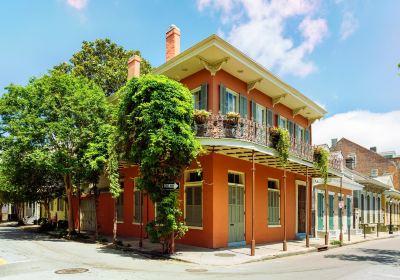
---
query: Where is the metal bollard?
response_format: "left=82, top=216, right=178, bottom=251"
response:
left=348, top=224, right=351, bottom=242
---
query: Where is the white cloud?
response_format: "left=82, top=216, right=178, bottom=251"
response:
left=67, top=0, right=88, bottom=10
left=313, top=111, right=400, bottom=154
left=196, top=0, right=328, bottom=77
left=340, top=11, right=358, bottom=40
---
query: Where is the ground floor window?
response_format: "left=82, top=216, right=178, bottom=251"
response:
left=116, top=192, right=124, bottom=222
left=184, top=170, right=203, bottom=227
left=268, top=179, right=280, bottom=226
left=57, top=198, right=64, bottom=212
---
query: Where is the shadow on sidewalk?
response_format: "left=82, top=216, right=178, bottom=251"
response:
left=0, top=225, right=68, bottom=243
left=324, top=248, right=400, bottom=266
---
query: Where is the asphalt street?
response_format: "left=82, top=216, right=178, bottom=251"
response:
left=0, top=224, right=399, bottom=280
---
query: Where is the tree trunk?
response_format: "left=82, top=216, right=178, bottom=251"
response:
left=64, top=173, right=74, bottom=236
left=94, top=186, right=99, bottom=240
left=113, top=198, right=117, bottom=243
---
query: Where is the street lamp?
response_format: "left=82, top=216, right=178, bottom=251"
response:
left=389, top=198, right=393, bottom=234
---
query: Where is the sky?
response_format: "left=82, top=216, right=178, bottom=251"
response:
left=1, top=0, right=399, bottom=153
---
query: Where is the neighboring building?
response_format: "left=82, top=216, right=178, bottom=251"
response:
left=21, top=202, right=40, bottom=224
left=99, top=26, right=342, bottom=249
left=312, top=166, right=364, bottom=240
left=331, top=138, right=400, bottom=190
left=40, top=197, right=68, bottom=222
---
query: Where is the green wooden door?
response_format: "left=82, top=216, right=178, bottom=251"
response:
left=329, top=195, right=334, bottom=230
left=347, top=197, right=351, bottom=228
left=317, top=193, right=324, bottom=230
left=228, top=184, right=245, bottom=244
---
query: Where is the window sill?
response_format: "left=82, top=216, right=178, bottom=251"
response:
left=268, top=225, right=281, bottom=228
left=117, top=221, right=124, bottom=224
left=132, top=222, right=143, bottom=225
left=187, top=226, right=203, bottom=230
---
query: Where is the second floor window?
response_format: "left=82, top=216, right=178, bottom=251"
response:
left=226, top=89, right=239, bottom=113
left=278, top=116, right=287, bottom=129
left=192, top=84, right=208, bottom=110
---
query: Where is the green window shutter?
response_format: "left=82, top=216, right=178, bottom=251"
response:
left=251, top=101, right=257, bottom=121
left=200, top=83, right=208, bottom=110
left=288, top=120, right=294, bottom=137
left=267, top=109, right=273, bottom=127
left=305, top=128, right=310, bottom=144
left=219, top=84, right=226, bottom=114
left=277, top=115, right=281, bottom=127
left=239, top=95, right=248, bottom=118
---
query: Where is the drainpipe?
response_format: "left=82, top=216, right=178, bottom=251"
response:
left=283, top=169, right=287, bottom=251
left=325, top=183, right=329, bottom=245
left=251, top=150, right=256, bottom=256
left=306, top=167, right=309, bottom=248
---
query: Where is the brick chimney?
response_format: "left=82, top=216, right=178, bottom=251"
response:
left=127, top=55, right=141, bottom=80
left=166, top=25, right=180, bottom=61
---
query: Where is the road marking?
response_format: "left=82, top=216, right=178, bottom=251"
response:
left=0, top=258, right=7, bottom=265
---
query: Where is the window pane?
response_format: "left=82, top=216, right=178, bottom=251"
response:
left=268, top=184, right=280, bottom=226
left=185, top=186, right=202, bottom=227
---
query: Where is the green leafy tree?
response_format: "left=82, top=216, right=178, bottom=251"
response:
left=0, top=73, right=113, bottom=234
left=108, top=75, right=201, bottom=253
left=54, top=38, right=152, bottom=96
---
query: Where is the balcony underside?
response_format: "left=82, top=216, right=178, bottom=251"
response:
left=199, top=138, right=342, bottom=178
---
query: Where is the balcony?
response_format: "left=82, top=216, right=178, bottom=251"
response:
left=194, top=113, right=342, bottom=173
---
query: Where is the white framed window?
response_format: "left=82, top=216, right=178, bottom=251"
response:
left=296, top=125, right=305, bottom=142
left=278, top=116, right=287, bottom=129
left=225, top=89, right=239, bottom=113
left=184, top=170, right=203, bottom=228
left=255, top=103, right=266, bottom=124
left=133, top=178, right=142, bottom=224
left=268, top=179, right=280, bottom=226
left=191, top=87, right=202, bottom=110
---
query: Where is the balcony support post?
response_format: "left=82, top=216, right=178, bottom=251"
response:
left=306, top=167, right=310, bottom=248
left=251, top=150, right=256, bottom=256
left=283, top=168, right=287, bottom=251
left=325, top=183, right=329, bottom=245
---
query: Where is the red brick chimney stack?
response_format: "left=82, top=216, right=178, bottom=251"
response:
left=127, top=55, right=141, bottom=80
left=166, top=25, right=180, bottom=61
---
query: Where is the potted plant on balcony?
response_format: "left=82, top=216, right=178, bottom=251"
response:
left=270, top=127, right=290, bottom=166
left=193, top=110, right=210, bottom=125
left=313, top=146, right=329, bottom=184
left=223, top=112, right=240, bottom=138
left=193, top=110, right=210, bottom=136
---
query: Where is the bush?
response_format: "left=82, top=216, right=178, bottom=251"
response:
left=330, top=240, right=342, bottom=246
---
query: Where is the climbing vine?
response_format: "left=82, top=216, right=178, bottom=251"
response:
left=108, top=75, right=201, bottom=253
left=313, top=146, right=329, bottom=184
left=270, top=127, right=290, bottom=167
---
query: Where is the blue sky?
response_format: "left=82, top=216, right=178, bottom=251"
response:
left=1, top=0, right=399, bottom=152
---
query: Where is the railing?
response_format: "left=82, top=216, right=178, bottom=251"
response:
left=194, top=113, right=313, bottom=163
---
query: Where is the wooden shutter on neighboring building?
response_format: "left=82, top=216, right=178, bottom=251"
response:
left=200, top=83, right=208, bottom=110
left=219, top=84, right=226, bottom=114
left=239, top=95, right=248, bottom=118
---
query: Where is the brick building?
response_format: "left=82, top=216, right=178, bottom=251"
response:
left=331, top=138, right=400, bottom=190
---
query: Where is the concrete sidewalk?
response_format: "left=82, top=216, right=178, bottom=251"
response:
left=116, top=231, right=400, bottom=266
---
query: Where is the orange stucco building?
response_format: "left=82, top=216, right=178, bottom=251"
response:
left=92, top=26, right=344, bottom=250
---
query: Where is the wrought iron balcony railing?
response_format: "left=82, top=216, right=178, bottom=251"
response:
left=194, top=113, right=343, bottom=173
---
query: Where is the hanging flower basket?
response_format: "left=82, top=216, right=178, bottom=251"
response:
left=269, top=127, right=290, bottom=166
left=313, top=146, right=329, bottom=184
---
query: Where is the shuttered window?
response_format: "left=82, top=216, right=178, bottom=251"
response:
left=288, top=120, right=294, bottom=137
left=192, top=83, right=208, bottom=110
left=185, top=171, right=203, bottom=227
left=220, top=84, right=239, bottom=114
left=268, top=179, right=280, bottom=226
left=239, top=95, right=248, bottom=118
left=305, top=128, right=310, bottom=144
left=251, top=101, right=266, bottom=124
left=296, top=125, right=305, bottom=142
left=278, top=116, right=287, bottom=129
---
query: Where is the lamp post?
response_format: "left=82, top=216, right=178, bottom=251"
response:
left=389, top=198, right=393, bottom=234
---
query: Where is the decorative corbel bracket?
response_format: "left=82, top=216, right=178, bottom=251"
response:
left=308, top=117, right=321, bottom=125
left=292, top=106, right=307, bottom=118
left=247, top=78, right=262, bottom=93
left=272, top=94, right=287, bottom=107
left=198, top=56, right=229, bottom=76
